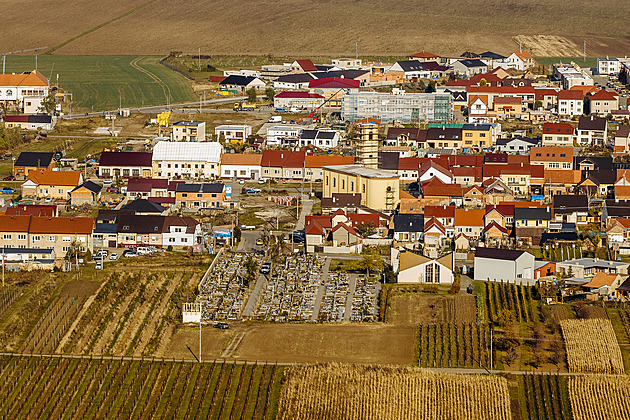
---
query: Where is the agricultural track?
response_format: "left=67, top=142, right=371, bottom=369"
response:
left=130, top=56, right=171, bottom=103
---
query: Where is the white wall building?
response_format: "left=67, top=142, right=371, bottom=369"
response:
left=214, top=125, right=252, bottom=143
left=172, top=121, right=206, bottom=142
left=474, top=247, right=535, bottom=285
left=392, top=248, right=454, bottom=284
left=152, top=141, right=222, bottom=180
left=266, top=125, right=303, bottom=146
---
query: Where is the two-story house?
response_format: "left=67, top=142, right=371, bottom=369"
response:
left=22, top=170, right=83, bottom=200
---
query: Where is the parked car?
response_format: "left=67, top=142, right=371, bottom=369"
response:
left=123, top=249, right=138, bottom=257
left=3, top=175, right=15, bottom=181
left=257, top=178, right=268, bottom=184
left=109, top=252, right=119, bottom=260
left=106, top=187, right=119, bottom=193
left=238, top=179, right=245, bottom=184
left=246, top=188, right=261, bottom=194
left=1, top=187, right=14, bottom=194
left=213, top=322, right=229, bottom=329
left=95, top=262, right=103, bottom=270
left=93, top=250, right=109, bottom=260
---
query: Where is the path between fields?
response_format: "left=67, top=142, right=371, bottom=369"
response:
left=56, top=280, right=106, bottom=352
left=129, top=56, right=171, bottom=104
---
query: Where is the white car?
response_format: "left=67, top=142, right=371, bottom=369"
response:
left=239, top=179, right=245, bottom=184
left=109, top=253, right=119, bottom=260
left=258, top=178, right=268, bottom=184
left=95, top=262, right=103, bottom=270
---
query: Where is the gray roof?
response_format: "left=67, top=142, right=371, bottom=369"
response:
left=173, top=121, right=203, bottom=127
left=514, top=207, right=552, bottom=220
left=559, top=258, right=628, bottom=269
left=475, top=247, right=528, bottom=261
left=0, top=247, right=54, bottom=254
left=323, top=164, right=399, bottom=179
left=457, top=59, right=487, bottom=68
left=275, top=73, right=314, bottom=84
left=15, top=152, right=54, bottom=168
left=394, top=60, right=426, bottom=72
left=394, top=214, right=424, bottom=233
left=94, top=222, right=118, bottom=234
left=300, top=129, right=336, bottom=140
left=120, top=199, right=166, bottom=213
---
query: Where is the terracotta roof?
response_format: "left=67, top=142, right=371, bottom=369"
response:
left=261, top=150, right=306, bottom=168
left=558, top=90, right=583, bottom=100
left=589, top=89, right=619, bottom=101
left=295, top=59, right=318, bottom=72
left=29, top=216, right=94, bottom=234
left=26, top=170, right=81, bottom=186
left=409, top=51, right=439, bottom=59
left=0, top=215, right=31, bottom=232
left=468, top=86, right=536, bottom=95
left=221, top=153, right=262, bottom=166
left=543, top=122, right=575, bottom=135
left=494, top=96, right=523, bottom=105
left=424, top=217, right=446, bottom=234
left=5, top=205, right=56, bottom=217
left=419, top=160, right=453, bottom=179
left=398, top=157, right=421, bottom=171
left=469, top=95, right=488, bottom=106
left=455, top=208, right=485, bottom=226
left=209, top=75, right=227, bottom=83
left=515, top=52, right=533, bottom=60
left=583, top=272, right=619, bottom=289
left=127, top=178, right=168, bottom=192
left=399, top=198, right=441, bottom=214
left=485, top=204, right=515, bottom=217
left=483, top=221, right=509, bottom=234
left=425, top=205, right=455, bottom=218
left=347, top=213, right=379, bottom=227
left=305, top=155, right=354, bottom=168
left=0, top=70, right=48, bottom=87
left=530, top=146, right=573, bottom=162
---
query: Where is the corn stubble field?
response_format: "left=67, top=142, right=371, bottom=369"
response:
left=560, top=318, right=625, bottom=374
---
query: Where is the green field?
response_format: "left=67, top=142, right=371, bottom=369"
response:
left=3, top=55, right=196, bottom=112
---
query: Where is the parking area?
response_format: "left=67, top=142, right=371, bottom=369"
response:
left=197, top=252, right=262, bottom=321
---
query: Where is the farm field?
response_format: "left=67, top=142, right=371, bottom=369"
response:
left=560, top=318, right=624, bottom=374
left=2, top=56, right=195, bottom=112
left=230, top=323, right=416, bottom=365
left=568, top=375, right=630, bottom=420
left=520, top=374, right=573, bottom=420
left=0, top=355, right=283, bottom=420
left=277, top=364, right=511, bottom=420
left=386, top=292, right=478, bottom=326
left=417, top=322, right=492, bottom=369
left=2, top=1, right=630, bottom=55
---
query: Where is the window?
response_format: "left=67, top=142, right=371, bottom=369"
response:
left=333, top=178, right=336, bottom=187
left=3, top=234, right=11, bottom=240
left=341, top=179, right=345, bottom=189
left=48, top=236, right=55, bottom=242
left=426, top=264, right=434, bottom=283
left=434, top=264, right=440, bottom=283
left=325, top=177, right=329, bottom=186
left=62, top=236, right=71, bottom=242
left=62, top=246, right=69, bottom=252
left=18, top=234, right=26, bottom=240
left=182, top=193, right=187, bottom=197
left=465, top=132, right=473, bottom=137
left=58, top=189, right=64, bottom=194
left=32, top=235, right=41, bottom=241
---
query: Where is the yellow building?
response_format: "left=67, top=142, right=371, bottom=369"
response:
left=354, top=120, right=380, bottom=169
left=322, top=164, right=399, bottom=212
left=461, top=123, right=494, bottom=150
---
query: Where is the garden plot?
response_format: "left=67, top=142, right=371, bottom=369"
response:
left=255, top=255, right=324, bottom=322
left=197, top=253, right=263, bottom=321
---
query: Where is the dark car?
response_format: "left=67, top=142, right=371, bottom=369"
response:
left=3, top=175, right=15, bottom=181
left=213, top=322, right=229, bottom=330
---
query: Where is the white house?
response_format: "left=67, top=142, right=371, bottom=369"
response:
left=577, top=116, right=607, bottom=146
left=152, top=141, right=222, bottom=180
left=219, top=75, right=266, bottom=92
left=418, top=161, right=453, bottom=184
left=299, top=129, right=340, bottom=149
left=597, top=58, right=620, bottom=76
left=162, top=216, right=202, bottom=248
left=557, top=90, right=584, bottom=117
left=388, top=60, right=430, bottom=79
left=273, top=91, right=324, bottom=109
left=214, top=125, right=252, bottom=143
left=452, top=59, right=487, bottom=76
left=172, top=121, right=206, bottom=142
left=266, top=125, right=303, bottom=146
left=0, top=70, right=49, bottom=113
left=220, top=153, right=262, bottom=180
left=473, top=247, right=535, bottom=285
left=499, top=52, right=536, bottom=71
left=391, top=248, right=454, bottom=284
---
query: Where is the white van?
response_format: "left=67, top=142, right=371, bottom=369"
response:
left=103, top=179, right=113, bottom=187
left=268, top=116, right=282, bottom=123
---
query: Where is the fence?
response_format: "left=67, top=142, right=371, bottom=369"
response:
left=159, top=55, right=194, bottom=81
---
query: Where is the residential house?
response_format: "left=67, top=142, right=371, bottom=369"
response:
left=530, top=146, right=573, bottom=170
left=175, top=183, right=227, bottom=210
left=69, top=181, right=102, bottom=206
left=408, top=51, right=441, bottom=62
left=214, top=125, right=252, bottom=144
left=582, top=273, right=625, bottom=298
left=397, top=157, right=422, bottom=182
left=219, top=75, right=266, bottom=92
left=606, top=218, right=630, bottom=244
left=321, top=193, right=362, bottom=214
left=421, top=178, right=463, bottom=206
left=116, top=215, right=166, bottom=248
left=28, top=216, right=95, bottom=257
left=614, top=126, right=630, bottom=156
left=273, top=74, right=315, bottom=90
left=557, top=90, right=584, bottom=117
left=385, top=127, right=427, bottom=148
left=393, top=214, right=424, bottom=243
left=418, top=160, right=453, bottom=184
left=493, top=97, right=523, bottom=117
left=273, top=91, right=324, bottom=109
left=98, top=151, right=153, bottom=179
left=494, top=137, right=539, bottom=154
left=452, top=59, right=487, bottom=76
left=93, top=222, right=118, bottom=249
left=388, top=60, right=430, bottom=79
left=126, top=178, right=179, bottom=198
left=482, top=178, right=514, bottom=204
left=514, top=206, right=552, bottom=245
left=172, top=121, right=206, bottom=142
left=454, top=208, right=485, bottom=240
left=423, top=217, right=448, bottom=258
left=587, top=90, right=619, bottom=116
left=0, top=70, right=49, bottom=113
left=309, top=77, right=360, bottom=107
left=0, top=215, right=31, bottom=250
left=461, top=123, right=495, bottom=150
left=220, top=154, right=262, bottom=180
left=152, top=141, right=222, bottom=179
left=556, top=258, right=629, bottom=278
left=544, top=168, right=582, bottom=198
left=602, top=199, right=630, bottom=227
left=291, top=59, right=318, bottom=73
left=161, top=216, right=202, bottom=248
left=484, top=204, right=515, bottom=229
left=501, top=52, right=536, bottom=71
left=553, top=195, right=588, bottom=225
left=22, top=170, right=82, bottom=200
left=462, top=185, right=485, bottom=207
left=331, top=223, right=362, bottom=248
left=261, top=150, right=307, bottom=181
left=13, top=152, right=54, bottom=179
left=120, top=199, right=167, bottom=215
left=392, top=248, right=454, bottom=284
left=577, top=116, right=607, bottom=146
left=265, top=125, right=303, bottom=146
left=5, top=204, right=57, bottom=217
left=425, top=205, right=455, bottom=237
left=451, top=166, right=482, bottom=187
left=468, top=95, right=489, bottom=119
left=425, top=127, right=462, bottom=149
left=299, top=129, right=341, bottom=149
left=541, top=123, right=575, bottom=147
left=615, top=170, right=630, bottom=200
left=597, top=58, right=621, bottom=76
left=474, top=247, right=536, bottom=284
left=4, top=115, right=55, bottom=131
left=322, top=165, right=399, bottom=212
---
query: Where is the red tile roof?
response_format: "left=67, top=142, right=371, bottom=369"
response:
left=589, top=89, right=619, bottom=101
left=398, top=157, right=422, bottom=171
left=409, top=51, right=439, bottom=58
left=485, top=204, right=515, bottom=217
left=5, top=205, right=56, bottom=217
left=295, top=59, right=318, bottom=72
left=455, top=208, right=485, bottom=226
left=305, top=155, right=354, bottom=168
left=424, top=217, right=446, bottom=234
left=29, top=216, right=94, bottom=234
left=425, top=205, right=455, bottom=218
left=275, top=91, right=324, bottom=99
left=261, top=150, right=307, bottom=168
left=0, top=215, right=31, bottom=232
left=308, top=77, right=360, bottom=89
left=543, top=122, right=575, bottom=135
left=99, top=151, right=153, bottom=167
left=558, top=90, right=583, bottom=100
left=26, top=170, right=81, bottom=186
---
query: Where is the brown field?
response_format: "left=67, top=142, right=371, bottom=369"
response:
left=386, top=294, right=477, bottom=326
left=2, top=1, right=630, bottom=56
left=561, top=318, right=624, bottom=374
left=230, top=323, right=416, bottom=365
left=569, top=375, right=630, bottom=420
left=277, top=364, right=511, bottom=420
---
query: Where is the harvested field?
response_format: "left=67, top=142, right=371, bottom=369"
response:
left=568, top=375, right=630, bottom=420
left=561, top=318, right=624, bottom=374
left=277, top=364, right=511, bottom=420
left=0, top=355, right=283, bottom=420
left=231, top=323, right=416, bottom=365
left=386, top=294, right=477, bottom=326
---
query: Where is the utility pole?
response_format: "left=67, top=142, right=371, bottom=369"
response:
left=199, top=47, right=201, bottom=69
left=355, top=41, right=358, bottom=60
left=199, top=314, right=202, bottom=363
left=584, top=41, right=586, bottom=62
left=519, top=36, right=522, bottom=53
left=490, top=328, right=493, bottom=372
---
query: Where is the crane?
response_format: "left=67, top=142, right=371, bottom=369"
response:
left=2, top=47, right=48, bottom=74
left=308, top=88, right=346, bottom=122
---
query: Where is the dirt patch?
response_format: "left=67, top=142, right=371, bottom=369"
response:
left=386, top=294, right=478, bottom=326
left=160, top=325, right=234, bottom=360
left=60, top=281, right=101, bottom=297
left=516, top=35, right=581, bottom=57
left=230, top=323, right=416, bottom=364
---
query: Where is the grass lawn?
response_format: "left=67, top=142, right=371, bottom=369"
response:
left=4, top=56, right=195, bottom=112
left=605, top=307, right=630, bottom=374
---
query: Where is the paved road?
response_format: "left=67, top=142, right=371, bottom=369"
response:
left=61, top=96, right=247, bottom=119
left=237, top=231, right=262, bottom=252
left=295, top=198, right=313, bottom=231
left=343, top=275, right=358, bottom=322
left=310, top=258, right=331, bottom=322
left=242, top=273, right=267, bottom=318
